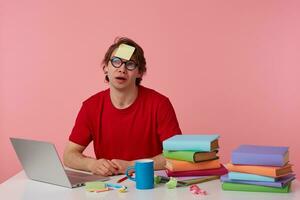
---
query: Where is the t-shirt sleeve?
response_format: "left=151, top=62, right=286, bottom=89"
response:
left=157, top=98, right=182, bottom=142
left=69, top=102, right=93, bottom=146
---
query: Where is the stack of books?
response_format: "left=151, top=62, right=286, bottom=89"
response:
left=221, top=144, right=295, bottom=193
left=162, top=134, right=228, bottom=183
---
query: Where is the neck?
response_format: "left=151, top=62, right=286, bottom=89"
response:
left=110, top=85, right=139, bottom=109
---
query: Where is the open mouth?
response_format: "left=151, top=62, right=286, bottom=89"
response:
left=115, top=77, right=127, bottom=80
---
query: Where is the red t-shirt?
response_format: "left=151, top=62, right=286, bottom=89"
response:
left=69, top=86, right=182, bottom=160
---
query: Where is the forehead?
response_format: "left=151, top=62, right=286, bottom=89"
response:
left=110, top=44, right=136, bottom=60
left=111, top=48, right=118, bottom=57
left=110, top=50, right=137, bottom=62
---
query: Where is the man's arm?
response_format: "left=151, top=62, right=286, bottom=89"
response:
left=111, top=154, right=166, bottom=174
left=63, top=141, right=93, bottom=171
left=151, top=154, right=166, bottom=170
left=63, top=141, right=118, bottom=176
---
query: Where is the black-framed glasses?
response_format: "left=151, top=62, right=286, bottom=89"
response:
left=110, top=56, right=138, bottom=71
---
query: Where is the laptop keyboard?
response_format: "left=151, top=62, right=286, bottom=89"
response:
left=65, top=170, right=92, bottom=177
left=65, top=169, right=109, bottom=186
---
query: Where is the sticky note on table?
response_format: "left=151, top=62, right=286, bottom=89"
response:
left=166, top=178, right=177, bottom=189
left=114, top=44, right=136, bottom=60
left=85, top=181, right=106, bottom=191
left=154, top=176, right=162, bottom=185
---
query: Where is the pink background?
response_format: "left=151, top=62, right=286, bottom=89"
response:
left=1, top=0, right=299, bottom=183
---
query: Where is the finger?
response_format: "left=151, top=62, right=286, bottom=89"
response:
left=94, top=167, right=108, bottom=176
left=108, top=159, right=122, bottom=169
left=98, top=169, right=110, bottom=176
left=107, top=160, right=119, bottom=174
left=101, top=162, right=113, bottom=176
left=95, top=166, right=109, bottom=176
left=102, top=161, right=115, bottom=175
left=108, top=160, right=119, bottom=169
left=95, top=159, right=113, bottom=175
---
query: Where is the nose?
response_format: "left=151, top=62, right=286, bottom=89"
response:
left=118, top=63, right=127, bottom=73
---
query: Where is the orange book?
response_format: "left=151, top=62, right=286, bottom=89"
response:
left=166, top=158, right=221, bottom=172
left=226, top=163, right=293, bottom=177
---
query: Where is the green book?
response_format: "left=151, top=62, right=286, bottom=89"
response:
left=158, top=175, right=220, bottom=187
left=222, top=182, right=291, bottom=193
left=163, top=150, right=218, bottom=162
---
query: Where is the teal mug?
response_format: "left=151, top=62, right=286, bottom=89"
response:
left=125, top=159, right=154, bottom=190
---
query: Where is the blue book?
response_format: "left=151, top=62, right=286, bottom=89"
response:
left=162, top=134, right=219, bottom=151
left=228, top=172, right=278, bottom=182
left=232, top=145, right=289, bottom=166
left=221, top=174, right=295, bottom=188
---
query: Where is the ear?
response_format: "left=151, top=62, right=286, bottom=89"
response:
left=103, top=65, right=108, bottom=74
left=136, top=70, right=143, bottom=78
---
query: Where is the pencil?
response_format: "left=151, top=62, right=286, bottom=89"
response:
left=117, top=172, right=133, bottom=183
left=117, top=176, right=128, bottom=183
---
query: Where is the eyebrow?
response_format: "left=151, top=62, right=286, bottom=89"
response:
left=112, top=56, right=137, bottom=63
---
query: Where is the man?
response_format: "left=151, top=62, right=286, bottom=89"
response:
left=63, top=37, right=181, bottom=176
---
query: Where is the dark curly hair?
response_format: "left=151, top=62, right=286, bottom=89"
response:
left=102, top=37, right=147, bottom=85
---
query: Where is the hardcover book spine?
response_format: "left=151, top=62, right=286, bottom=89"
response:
left=232, top=152, right=285, bottom=166
left=227, top=164, right=277, bottom=177
left=228, top=172, right=275, bottom=182
left=163, top=151, right=194, bottom=162
left=163, top=141, right=210, bottom=151
left=222, top=182, right=291, bottom=193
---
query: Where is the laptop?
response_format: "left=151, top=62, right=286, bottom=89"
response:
left=10, top=137, right=109, bottom=188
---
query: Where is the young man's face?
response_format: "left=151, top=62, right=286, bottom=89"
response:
left=104, top=49, right=141, bottom=91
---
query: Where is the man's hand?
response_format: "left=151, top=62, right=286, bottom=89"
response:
left=111, top=159, right=134, bottom=174
left=88, top=159, right=119, bottom=176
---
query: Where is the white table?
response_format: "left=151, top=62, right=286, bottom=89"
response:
left=0, top=171, right=299, bottom=200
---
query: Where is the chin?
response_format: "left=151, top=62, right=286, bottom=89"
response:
left=111, top=83, right=128, bottom=90
left=110, top=80, right=136, bottom=90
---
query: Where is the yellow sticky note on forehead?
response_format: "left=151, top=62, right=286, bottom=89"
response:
left=114, top=44, right=136, bottom=60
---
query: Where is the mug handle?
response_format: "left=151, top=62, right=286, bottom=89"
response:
left=125, top=166, right=135, bottom=181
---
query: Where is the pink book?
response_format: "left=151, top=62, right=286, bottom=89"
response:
left=167, top=164, right=228, bottom=177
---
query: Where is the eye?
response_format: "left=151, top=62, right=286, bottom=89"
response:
left=111, top=57, right=122, bottom=66
left=126, top=61, right=136, bottom=70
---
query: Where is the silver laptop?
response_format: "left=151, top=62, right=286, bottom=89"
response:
left=10, top=138, right=109, bottom=188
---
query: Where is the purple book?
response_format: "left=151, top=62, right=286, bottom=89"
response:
left=232, top=145, right=289, bottom=166
left=221, top=174, right=295, bottom=188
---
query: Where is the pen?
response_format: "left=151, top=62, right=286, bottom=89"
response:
left=106, top=183, right=125, bottom=189
left=117, top=176, right=128, bottom=183
left=117, top=172, right=133, bottom=183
